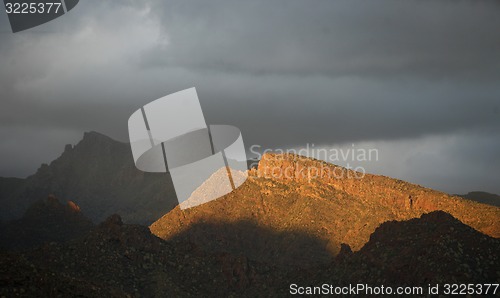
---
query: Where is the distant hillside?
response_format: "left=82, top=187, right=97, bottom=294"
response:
left=0, top=195, right=94, bottom=250
left=0, top=131, right=178, bottom=224
left=457, top=191, right=500, bottom=207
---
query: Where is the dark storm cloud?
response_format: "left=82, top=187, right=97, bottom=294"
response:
left=198, top=76, right=500, bottom=150
left=144, top=0, right=500, bottom=80
left=0, top=0, right=499, bottom=194
left=344, top=129, right=500, bottom=195
left=138, top=0, right=500, bottom=150
left=1, top=0, right=499, bottom=144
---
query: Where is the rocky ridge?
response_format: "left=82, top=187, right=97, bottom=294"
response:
left=151, top=153, right=499, bottom=256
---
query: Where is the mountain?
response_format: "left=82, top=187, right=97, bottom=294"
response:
left=151, top=153, right=499, bottom=256
left=0, top=154, right=498, bottom=296
left=0, top=195, right=94, bottom=250
left=458, top=191, right=500, bottom=207
left=0, top=131, right=178, bottom=224
left=2, top=130, right=497, bottom=228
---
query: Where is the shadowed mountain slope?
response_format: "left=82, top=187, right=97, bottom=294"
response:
left=0, top=132, right=177, bottom=224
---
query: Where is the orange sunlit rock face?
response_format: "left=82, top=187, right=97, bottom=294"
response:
left=151, top=153, right=499, bottom=257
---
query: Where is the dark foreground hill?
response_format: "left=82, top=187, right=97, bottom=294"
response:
left=0, top=210, right=498, bottom=297
left=0, top=195, right=94, bottom=250
left=0, top=132, right=177, bottom=224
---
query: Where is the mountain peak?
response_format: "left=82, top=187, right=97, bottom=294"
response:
left=67, top=131, right=129, bottom=158
left=81, top=131, right=119, bottom=144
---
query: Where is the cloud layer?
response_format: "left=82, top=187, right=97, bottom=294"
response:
left=0, top=0, right=499, bottom=194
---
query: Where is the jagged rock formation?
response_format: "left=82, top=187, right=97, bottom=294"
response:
left=0, top=131, right=177, bottom=224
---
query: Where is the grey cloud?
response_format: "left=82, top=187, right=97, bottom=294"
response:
left=403, top=130, right=500, bottom=195
left=144, top=0, right=500, bottom=80
left=0, top=126, right=82, bottom=177
left=0, top=0, right=499, bottom=195
left=298, top=130, right=500, bottom=195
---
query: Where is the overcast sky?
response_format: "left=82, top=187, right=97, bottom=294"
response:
left=0, top=0, right=499, bottom=194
